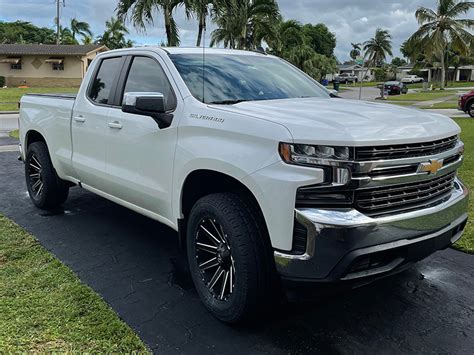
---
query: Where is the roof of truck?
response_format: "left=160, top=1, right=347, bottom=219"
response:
left=146, top=46, right=268, bottom=56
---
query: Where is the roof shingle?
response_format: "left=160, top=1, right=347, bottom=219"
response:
left=0, top=44, right=107, bottom=56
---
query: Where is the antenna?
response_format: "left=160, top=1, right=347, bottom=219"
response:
left=202, top=14, right=206, bottom=103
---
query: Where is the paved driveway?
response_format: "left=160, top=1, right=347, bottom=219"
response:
left=0, top=146, right=473, bottom=353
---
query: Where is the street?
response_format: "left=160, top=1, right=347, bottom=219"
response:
left=0, top=143, right=473, bottom=353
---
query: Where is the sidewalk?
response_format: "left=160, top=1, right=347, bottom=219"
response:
left=0, top=113, right=19, bottom=137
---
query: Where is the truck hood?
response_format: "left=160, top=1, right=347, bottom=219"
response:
left=210, top=97, right=460, bottom=146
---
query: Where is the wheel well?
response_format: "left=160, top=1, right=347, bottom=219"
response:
left=26, top=130, right=46, bottom=148
left=466, top=98, right=474, bottom=109
left=179, top=170, right=269, bottom=248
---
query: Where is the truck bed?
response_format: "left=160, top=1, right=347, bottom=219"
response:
left=24, top=93, right=77, bottom=100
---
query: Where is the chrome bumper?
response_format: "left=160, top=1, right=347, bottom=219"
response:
left=274, top=177, right=469, bottom=282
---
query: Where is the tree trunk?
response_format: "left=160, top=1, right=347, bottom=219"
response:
left=440, top=49, right=446, bottom=90
left=196, top=13, right=205, bottom=47
left=164, top=8, right=173, bottom=46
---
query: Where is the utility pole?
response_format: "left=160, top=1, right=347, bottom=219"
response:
left=55, top=0, right=65, bottom=45
left=56, top=0, right=60, bottom=44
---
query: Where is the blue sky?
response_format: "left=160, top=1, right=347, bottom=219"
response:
left=0, top=0, right=472, bottom=61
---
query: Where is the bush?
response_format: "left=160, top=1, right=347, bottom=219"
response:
left=374, top=68, right=388, bottom=82
left=0, top=76, right=5, bottom=87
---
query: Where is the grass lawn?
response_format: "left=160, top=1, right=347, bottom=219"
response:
left=0, top=215, right=148, bottom=352
left=0, top=87, right=79, bottom=111
left=9, top=130, right=19, bottom=139
left=420, top=101, right=459, bottom=109
left=387, top=91, right=454, bottom=102
left=453, top=118, right=474, bottom=254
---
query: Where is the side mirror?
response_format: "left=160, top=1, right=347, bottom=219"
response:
left=122, top=92, right=173, bottom=129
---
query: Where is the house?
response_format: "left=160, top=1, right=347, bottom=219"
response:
left=325, top=64, right=373, bottom=82
left=0, top=44, right=108, bottom=87
left=397, top=63, right=474, bottom=82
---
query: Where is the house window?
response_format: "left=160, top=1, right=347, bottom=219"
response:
left=52, top=62, right=64, bottom=71
left=10, top=63, right=22, bottom=70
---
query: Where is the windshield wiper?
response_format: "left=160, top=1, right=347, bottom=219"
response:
left=208, top=99, right=248, bottom=105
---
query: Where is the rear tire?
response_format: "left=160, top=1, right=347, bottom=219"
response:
left=186, top=192, right=275, bottom=323
left=25, top=142, right=69, bottom=209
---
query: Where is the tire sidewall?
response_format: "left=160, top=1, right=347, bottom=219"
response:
left=25, top=143, right=50, bottom=207
left=186, top=195, right=256, bottom=322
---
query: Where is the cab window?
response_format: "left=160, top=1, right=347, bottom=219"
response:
left=88, top=57, right=123, bottom=105
left=122, top=56, right=177, bottom=111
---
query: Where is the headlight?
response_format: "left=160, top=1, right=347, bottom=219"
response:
left=279, top=143, right=351, bottom=166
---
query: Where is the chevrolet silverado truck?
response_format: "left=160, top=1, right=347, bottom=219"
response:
left=19, top=47, right=469, bottom=323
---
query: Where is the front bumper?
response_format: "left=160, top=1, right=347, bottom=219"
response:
left=274, top=177, right=469, bottom=282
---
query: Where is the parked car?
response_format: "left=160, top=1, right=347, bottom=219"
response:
left=384, top=81, right=408, bottom=95
left=458, top=90, right=474, bottom=117
left=401, top=75, right=424, bottom=84
left=18, top=47, right=468, bottom=323
left=337, top=73, right=358, bottom=83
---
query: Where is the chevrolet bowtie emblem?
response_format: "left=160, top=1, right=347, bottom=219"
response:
left=419, top=159, right=444, bottom=174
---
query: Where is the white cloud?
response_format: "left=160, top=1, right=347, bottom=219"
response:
left=1, top=0, right=473, bottom=61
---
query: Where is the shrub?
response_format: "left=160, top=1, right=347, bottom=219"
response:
left=0, top=76, right=5, bottom=87
left=374, top=68, right=388, bottom=82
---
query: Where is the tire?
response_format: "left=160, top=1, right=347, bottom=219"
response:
left=25, top=142, right=69, bottom=209
left=186, top=192, right=274, bottom=323
left=467, top=101, right=474, bottom=118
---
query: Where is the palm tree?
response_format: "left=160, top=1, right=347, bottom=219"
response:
left=186, top=0, right=214, bottom=47
left=116, top=0, right=185, bottom=46
left=97, top=17, right=130, bottom=49
left=363, top=28, right=393, bottom=66
left=70, top=17, right=92, bottom=41
left=210, top=0, right=280, bottom=50
left=407, top=0, right=474, bottom=89
left=350, top=43, right=361, bottom=61
left=60, top=27, right=78, bottom=44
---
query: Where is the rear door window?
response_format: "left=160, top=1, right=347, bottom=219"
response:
left=88, top=57, right=123, bottom=105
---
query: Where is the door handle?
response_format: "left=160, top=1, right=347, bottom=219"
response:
left=108, top=121, right=123, bottom=129
left=74, top=115, right=85, bottom=123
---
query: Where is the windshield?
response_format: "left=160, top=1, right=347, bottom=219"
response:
left=169, top=53, right=329, bottom=104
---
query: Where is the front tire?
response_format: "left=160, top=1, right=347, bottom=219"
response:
left=186, top=192, right=274, bottom=323
left=467, top=102, right=474, bottom=118
left=25, top=142, right=69, bottom=209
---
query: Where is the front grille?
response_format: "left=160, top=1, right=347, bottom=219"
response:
left=355, top=172, right=456, bottom=217
left=355, top=135, right=458, bottom=161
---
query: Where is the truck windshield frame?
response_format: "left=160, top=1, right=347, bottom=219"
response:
left=169, top=53, right=330, bottom=104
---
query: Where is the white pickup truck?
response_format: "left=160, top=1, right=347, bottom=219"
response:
left=19, top=47, right=469, bottom=323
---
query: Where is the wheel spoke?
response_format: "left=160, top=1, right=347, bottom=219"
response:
left=197, top=242, right=217, bottom=254
left=209, top=219, right=225, bottom=242
left=229, top=265, right=233, bottom=294
left=29, top=173, right=40, bottom=179
left=29, top=162, right=41, bottom=172
left=36, top=181, right=44, bottom=196
left=208, top=266, right=224, bottom=290
left=220, top=271, right=229, bottom=300
left=32, top=179, right=42, bottom=190
left=199, top=257, right=219, bottom=271
left=31, top=155, right=41, bottom=168
left=200, top=224, right=220, bottom=245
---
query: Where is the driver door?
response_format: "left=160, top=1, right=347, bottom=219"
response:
left=104, top=55, right=179, bottom=221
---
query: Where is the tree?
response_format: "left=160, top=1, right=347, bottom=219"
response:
left=60, top=27, right=78, bottom=44
left=70, top=17, right=93, bottom=41
left=210, top=0, right=281, bottom=50
left=364, top=28, right=393, bottom=66
left=116, top=0, right=185, bottom=46
left=407, top=0, right=474, bottom=89
left=0, top=21, right=55, bottom=44
left=96, top=17, right=132, bottom=49
left=186, top=0, right=214, bottom=47
left=350, top=42, right=361, bottom=60
left=391, top=57, right=407, bottom=67
left=301, top=23, right=336, bottom=57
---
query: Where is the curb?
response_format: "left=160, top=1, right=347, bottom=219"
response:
left=0, top=111, right=19, bottom=115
